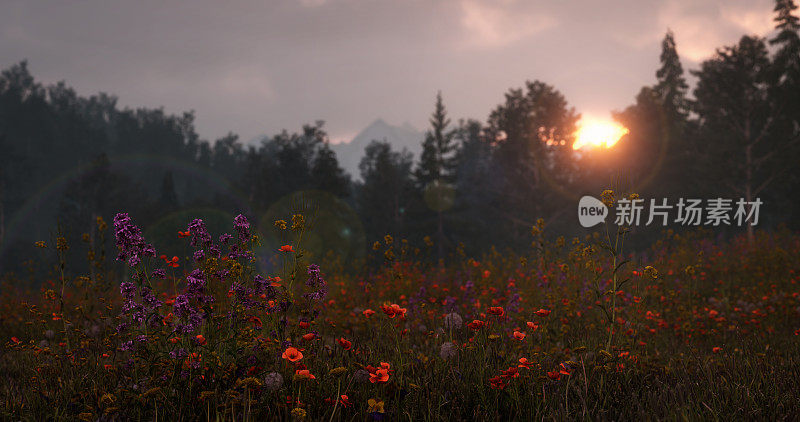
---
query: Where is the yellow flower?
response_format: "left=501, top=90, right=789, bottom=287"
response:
left=373, top=241, right=381, bottom=251
left=291, top=407, right=307, bottom=420
left=56, top=237, right=69, bottom=251
left=96, top=216, right=108, bottom=231
left=35, top=241, right=47, bottom=248
left=384, top=234, right=393, bottom=245
left=644, top=265, right=659, bottom=279
left=367, top=398, right=385, bottom=413
left=600, top=189, right=614, bottom=207
left=236, top=377, right=263, bottom=389
left=291, top=214, right=305, bottom=230
left=628, top=193, right=639, bottom=200
left=274, top=219, right=288, bottom=230
left=329, top=367, right=347, bottom=377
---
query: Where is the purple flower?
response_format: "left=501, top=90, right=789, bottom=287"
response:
left=186, top=269, right=205, bottom=291
left=233, top=214, right=250, bottom=241
left=113, top=213, right=156, bottom=267
left=120, top=281, right=136, bottom=300
left=188, top=219, right=212, bottom=248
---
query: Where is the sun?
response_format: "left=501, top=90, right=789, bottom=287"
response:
left=572, top=118, right=629, bottom=150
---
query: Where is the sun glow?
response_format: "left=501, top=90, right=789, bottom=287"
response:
left=572, top=118, right=629, bottom=150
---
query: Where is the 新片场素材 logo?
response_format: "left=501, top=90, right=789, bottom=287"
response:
left=577, top=196, right=762, bottom=228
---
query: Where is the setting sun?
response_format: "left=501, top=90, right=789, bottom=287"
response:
left=572, top=118, right=629, bottom=150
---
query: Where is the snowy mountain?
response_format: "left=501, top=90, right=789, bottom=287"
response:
left=245, top=119, right=423, bottom=181
left=331, top=119, right=423, bottom=180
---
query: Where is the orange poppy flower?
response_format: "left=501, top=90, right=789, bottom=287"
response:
left=282, top=347, right=303, bottom=362
left=535, top=309, right=551, bottom=317
left=518, top=358, right=532, bottom=369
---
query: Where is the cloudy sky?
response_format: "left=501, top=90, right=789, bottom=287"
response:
left=0, top=0, right=778, bottom=144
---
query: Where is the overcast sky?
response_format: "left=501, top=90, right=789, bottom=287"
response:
left=0, top=0, right=779, bottom=144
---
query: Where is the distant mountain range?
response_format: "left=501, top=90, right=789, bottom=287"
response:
left=330, top=119, right=423, bottom=180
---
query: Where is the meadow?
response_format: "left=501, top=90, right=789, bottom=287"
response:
left=1, top=205, right=800, bottom=421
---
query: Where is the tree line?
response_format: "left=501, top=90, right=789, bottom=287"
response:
left=0, top=0, right=798, bottom=274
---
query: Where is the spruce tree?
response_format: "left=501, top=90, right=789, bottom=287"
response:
left=655, top=29, right=689, bottom=120
left=415, top=92, right=456, bottom=262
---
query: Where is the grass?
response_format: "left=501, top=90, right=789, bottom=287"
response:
left=1, top=211, right=799, bottom=421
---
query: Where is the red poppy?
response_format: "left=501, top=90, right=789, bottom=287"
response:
left=488, top=306, right=505, bottom=317
left=370, top=368, right=390, bottom=383
left=298, top=321, right=310, bottom=329
left=10, top=337, right=20, bottom=344
left=169, top=336, right=180, bottom=344
left=380, top=303, right=407, bottom=319
left=363, top=309, right=376, bottom=317
left=279, top=245, right=294, bottom=252
left=526, top=321, right=539, bottom=331
left=500, top=366, right=519, bottom=379
left=301, top=333, right=316, bottom=342
left=195, top=334, right=207, bottom=346
left=282, top=347, right=303, bottom=362
left=547, top=370, right=561, bottom=380
left=712, top=346, right=722, bottom=354
left=295, top=369, right=315, bottom=380
left=337, top=338, right=352, bottom=350
left=489, top=376, right=507, bottom=389
left=535, top=309, right=551, bottom=317
left=467, top=320, right=485, bottom=330
left=512, top=330, right=526, bottom=341
left=518, top=358, right=532, bottom=369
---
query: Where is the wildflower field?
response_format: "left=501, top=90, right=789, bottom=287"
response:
left=1, top=210, right=800, bottom=421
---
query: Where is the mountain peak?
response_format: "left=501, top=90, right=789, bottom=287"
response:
left=330, top=118, right=424, bottom=180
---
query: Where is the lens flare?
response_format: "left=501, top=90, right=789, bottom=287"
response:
left=572, top=118, right=629, bottom=150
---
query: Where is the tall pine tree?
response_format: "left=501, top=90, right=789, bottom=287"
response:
left=415, top=92, right=457, bottom=262
left=655, top=29, right=689, bottom=120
